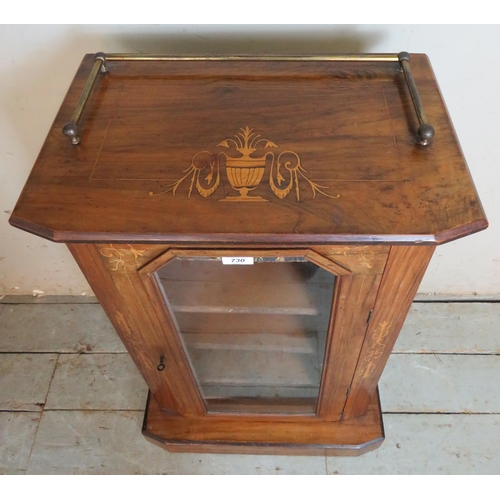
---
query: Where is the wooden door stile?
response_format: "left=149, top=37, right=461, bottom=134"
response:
left=342, top=245, right=435, bottom=419
left=317, top=273, right=382, bottom=419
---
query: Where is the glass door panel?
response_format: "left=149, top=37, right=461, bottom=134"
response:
left=155, top=257, right=335, bottom=415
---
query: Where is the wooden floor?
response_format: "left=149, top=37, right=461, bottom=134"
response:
left=1, top=298, right=499, bottom=474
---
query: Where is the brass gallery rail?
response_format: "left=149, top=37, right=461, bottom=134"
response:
left=61, top=51, right=435, bottom=148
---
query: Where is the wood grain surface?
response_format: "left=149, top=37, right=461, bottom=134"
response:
left=142, top=389, right=384, bottom=456
left=9, top=54, right=487, bottom=244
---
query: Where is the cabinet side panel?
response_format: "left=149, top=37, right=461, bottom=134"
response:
left=67, top=243, right=198, bottom=415
left=342, top=245, right=435, bottom=419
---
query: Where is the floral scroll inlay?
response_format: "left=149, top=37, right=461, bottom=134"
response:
left=149, top=126, right=340, bottom=202
left=100, top=244, right=147, bottom=271
left=359, top=320, right=392, bottom=379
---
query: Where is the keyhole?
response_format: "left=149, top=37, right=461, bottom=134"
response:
left=157, top=355, right=165, bottom=371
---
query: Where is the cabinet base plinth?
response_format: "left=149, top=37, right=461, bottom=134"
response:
left=142, top=390, right=384, bottom=456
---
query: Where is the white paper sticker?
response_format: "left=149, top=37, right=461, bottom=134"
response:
left=221, top=257, right=254, bottom=265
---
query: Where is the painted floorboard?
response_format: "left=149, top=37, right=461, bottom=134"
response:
left=395, top=303, right=500, bottom=354
left=0, top=353, right=58, bottom=411
left=44, top=354, right=148, bottom=411
left=37, top=351, right=500, bottom=415
left=3, top=302, right=497, bottom=355
left=26, top=410, right=327, bottom=475
left=380, top=353, right=500, bottom=413
left=1, top=300, right=499, bottom=474
left=0, top=304, right=124, bottom=353
left=0, top=412, right=41, bottom=474
left=326, top=414, right=500, bottom=474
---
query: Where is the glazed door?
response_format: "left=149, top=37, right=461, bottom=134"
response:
left=138, top=248, right=386, bottom=419
left=155, top=255, right=334, bottom=415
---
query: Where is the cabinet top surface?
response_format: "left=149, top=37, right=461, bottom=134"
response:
left=10, top=54, right=487, bottom=245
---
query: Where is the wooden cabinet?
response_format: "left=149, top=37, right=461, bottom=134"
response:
left=10, top=52, right=487, bottom=455
left=67, top=243, right=433, bottom=455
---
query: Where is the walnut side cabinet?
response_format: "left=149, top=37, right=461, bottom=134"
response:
left=10, top=53, right=487, bottom=456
